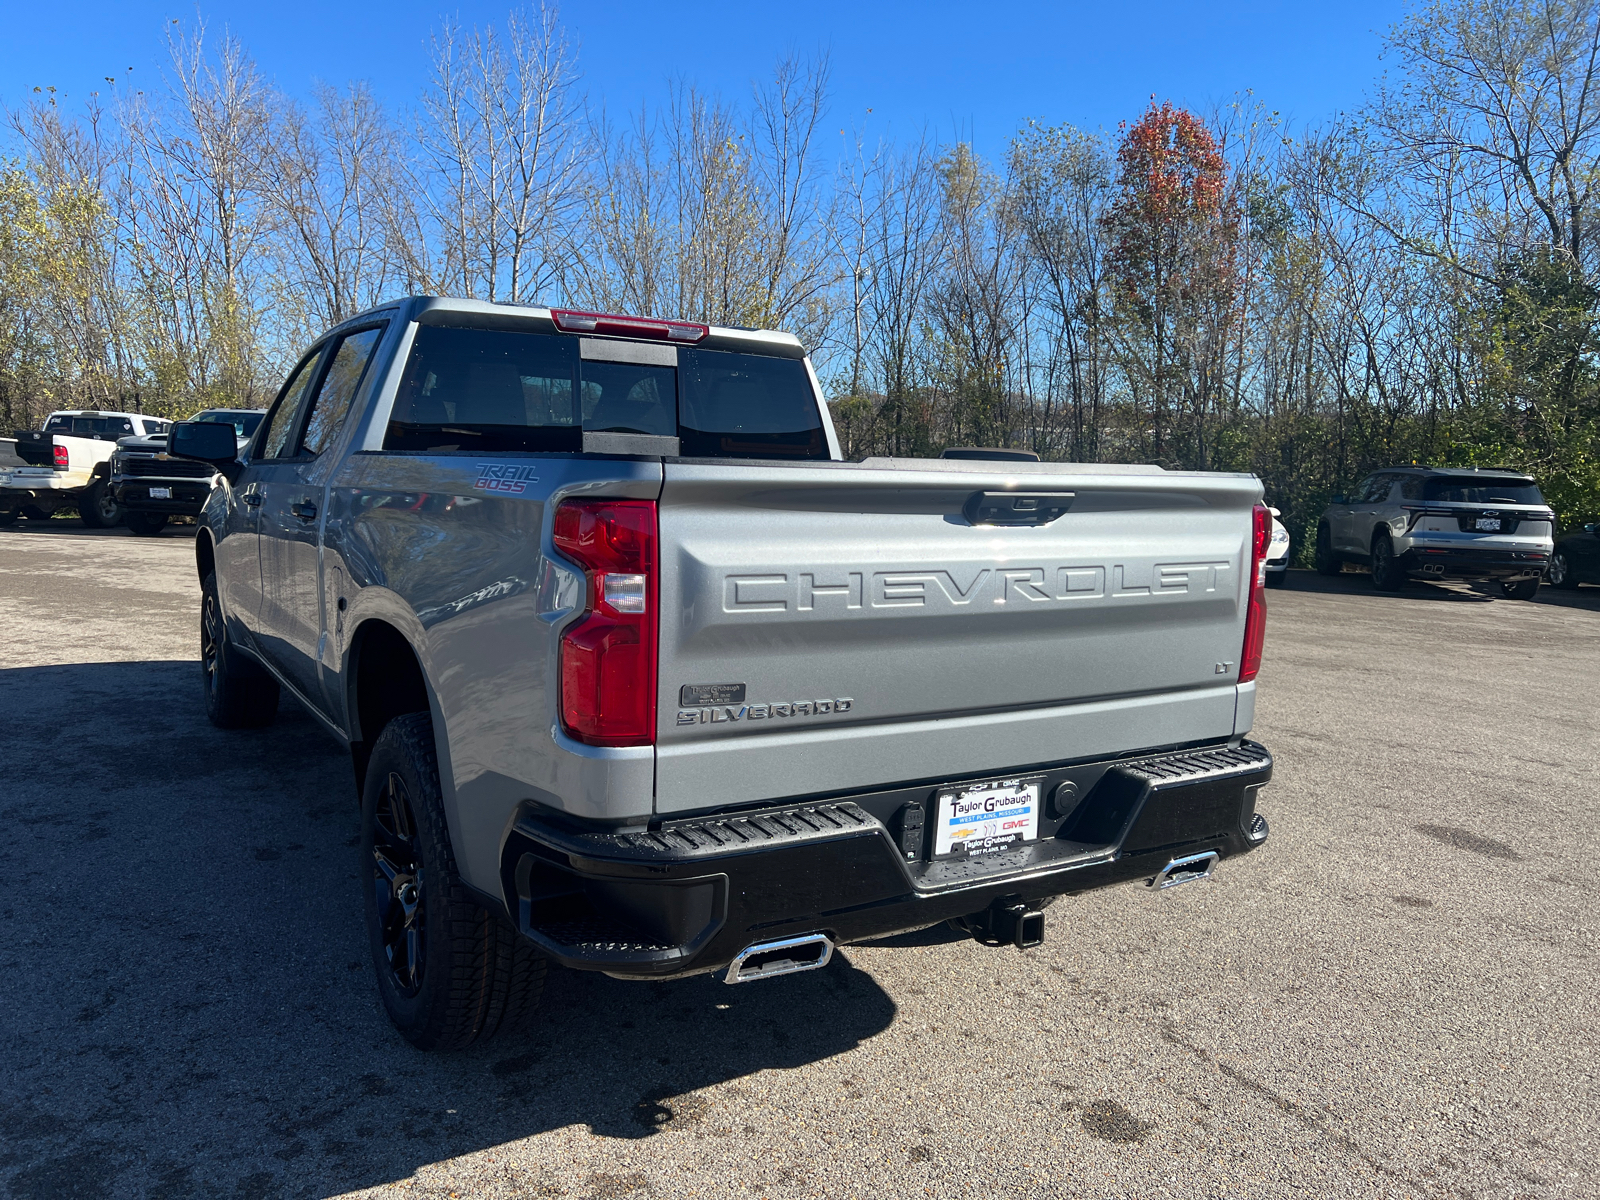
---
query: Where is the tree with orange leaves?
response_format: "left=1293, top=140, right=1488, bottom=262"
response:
left=1103, top=99, right=1240, bottom=466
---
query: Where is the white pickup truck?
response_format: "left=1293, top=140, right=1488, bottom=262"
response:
left=2, top=410, right=172, bottom=526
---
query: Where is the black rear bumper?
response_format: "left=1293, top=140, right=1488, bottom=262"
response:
left=499, top=740, right=1273, bottom=979
left=1403, top=546, right=1547, bottom=580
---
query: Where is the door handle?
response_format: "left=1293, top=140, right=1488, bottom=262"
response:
left=242, top=493, right=262, bottom=508
left=290, top=500, right=318, bottom=522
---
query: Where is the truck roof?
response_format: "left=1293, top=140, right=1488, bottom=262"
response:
left=335, top=297, right=808, bottom=360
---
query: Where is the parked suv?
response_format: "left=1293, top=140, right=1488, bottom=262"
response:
left=111, top=408, right=265, bottom=535
left=1314, top=468, right=1553, bottom=598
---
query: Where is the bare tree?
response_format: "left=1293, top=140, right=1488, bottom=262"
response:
left=264, top=83, right=400, bottom=346
left=400, top=4, right=583, bottom=303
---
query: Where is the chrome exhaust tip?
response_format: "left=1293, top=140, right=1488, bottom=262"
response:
left=724, top=933, right=834, bottom=984
left=1149, top=850, right=1220, bottom=890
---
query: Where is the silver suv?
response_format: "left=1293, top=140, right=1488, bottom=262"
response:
left=1314, top=468, right=1554, bottom=598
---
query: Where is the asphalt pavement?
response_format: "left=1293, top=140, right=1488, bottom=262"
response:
left=2, top=523, right=1596, bottom=1199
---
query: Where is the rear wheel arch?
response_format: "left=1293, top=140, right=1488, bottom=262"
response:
left=347, top=618, right=433, bottom=794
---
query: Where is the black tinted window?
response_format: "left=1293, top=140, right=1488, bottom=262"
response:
left=387, top=326, right=581, bottom=453
left=262, top=350, right=326, bottom=459
left=1424, top=477, right=1544, bottom=504
left=679, top=349, right=826, bottom=459
left=194, top=411, right=265, bottom=438
left=580, top=360, right=676, bottom=436
left=61, top=416, right=134, bottom=438
left=302, top=326, right=384, bottom=456
left=383, top=326, right=826, bottom=460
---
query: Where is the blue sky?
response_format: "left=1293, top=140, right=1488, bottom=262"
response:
left=3, top=0, right=1405, bottom=159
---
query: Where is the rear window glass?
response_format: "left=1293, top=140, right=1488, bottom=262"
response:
left=194, top=411, right=264, bottom=437
left=679, top=348, right=825, bottom=458
left=387, top=326, right=581, bottom=453
left=1423, top=477, right=1544, bottom=504
left=384, top=326, right=825, bottom=459
left=47, top=416, right=135, bottom=438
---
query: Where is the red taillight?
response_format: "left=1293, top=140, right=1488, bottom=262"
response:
left=52, top=444, right=68, bottom=468
left=1240, top=502, right=1269, bottom=683
left=550, top=307, right=708, bottom=344
left=554, top=499, right=658, bottom=746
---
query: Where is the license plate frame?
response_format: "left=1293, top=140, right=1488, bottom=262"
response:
left=1475, top=516, right=1501, bottom=532
left=932, top=776, right=1043, bottom=860
left=148, top=486, right=172, bottom=499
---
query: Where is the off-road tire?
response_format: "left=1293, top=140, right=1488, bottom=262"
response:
left=1370, top=533, right=1405, bottom=591
left=1548, top=551, right=1577, bottom=590
left=201, top=571, right=279, bottom=728
left=125, top=511, right=169, bottom=537
left=1500, top=577, right=1540, bottom=601
left=363, top=712, right=546, bottom=1052
left=78, top=479, right=122, bottom=529
left=1314, top=525, right=1341, bottom=576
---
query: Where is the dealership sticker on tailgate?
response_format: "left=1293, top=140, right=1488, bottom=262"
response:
left=933, top=777, right=1042, bottom=858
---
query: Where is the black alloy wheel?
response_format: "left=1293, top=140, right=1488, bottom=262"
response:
left=78, top=479, right=122, bottom=528
left=371, top=772, right=427, bottom=998
left=200, top=571, right=279, bottom=728
left=125, top=510, right=168, bottom=536
left=1371, top=534, right=1404, bottom=591
left=1500, top=576, right=1541, bottom=601
left=201, top=584, right=223, bottom=699
left=1314, top=525, right=1341, bottom=576
left=1548, top=551, right=1577, bottom=590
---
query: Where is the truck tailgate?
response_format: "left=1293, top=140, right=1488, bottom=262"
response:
left=654, top=458, right=1262, bottom=814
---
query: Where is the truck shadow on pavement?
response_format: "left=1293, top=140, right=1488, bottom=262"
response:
left=0, top=660, right=897, bottom=1200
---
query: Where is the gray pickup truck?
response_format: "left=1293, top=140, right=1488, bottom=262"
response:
left=168, top=297, right=1275, bottom=1051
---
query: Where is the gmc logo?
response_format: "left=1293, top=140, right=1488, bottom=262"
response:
left=721, top=562, right=1232, bottom=613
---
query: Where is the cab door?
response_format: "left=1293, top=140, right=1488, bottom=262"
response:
left=220, top=347, right=327, bottom=648
left=1329, top=476, right=1373, bottom=554
left=256, top=325, right=386, bottom=713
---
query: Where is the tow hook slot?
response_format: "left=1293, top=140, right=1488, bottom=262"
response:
left=962, top=897, right=1045, bottom=949
left=1150, top=850, right=1220, bottom=890
left=724, top=933, right=834, bottom=984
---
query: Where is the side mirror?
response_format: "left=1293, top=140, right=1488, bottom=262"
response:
left=168, top=421, right=241, bottom=482
left=1330, top=494, right=1346, bottom=506
left=1585, top=522, right=1597, bottom=534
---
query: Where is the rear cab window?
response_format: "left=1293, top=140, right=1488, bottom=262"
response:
left=383, top=325, right=827, bottom=460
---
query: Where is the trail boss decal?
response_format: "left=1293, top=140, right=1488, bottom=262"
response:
left=474, top=464, right=540, bottom=494
left=676, top=697, right=854, bottom=726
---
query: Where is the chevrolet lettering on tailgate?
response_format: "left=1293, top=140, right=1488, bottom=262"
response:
left=721, top=561, right=1234, bottom=613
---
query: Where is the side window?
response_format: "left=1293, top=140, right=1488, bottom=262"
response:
left=1363, top=475, right=1393, bottom=503
left=260, top=348, right=326, bottom=459
left=1348, top=476, right=1374, bottom=504
left=299, top=326, right=385, bottom=457
left=1399, top=475, right=1423, bottom=501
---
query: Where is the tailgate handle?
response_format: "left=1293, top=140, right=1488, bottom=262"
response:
left=963, top=490, right=1075, bottom=526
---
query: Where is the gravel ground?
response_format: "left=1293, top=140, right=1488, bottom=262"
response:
left=1, top=523, right=1596, bottom=1200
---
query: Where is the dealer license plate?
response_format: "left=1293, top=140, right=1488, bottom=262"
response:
left=933, top=777, right=1041, bottom=859
left=1475, top=516, right=1501, bottom=531
left=149, top=487, right=171, bottom=499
